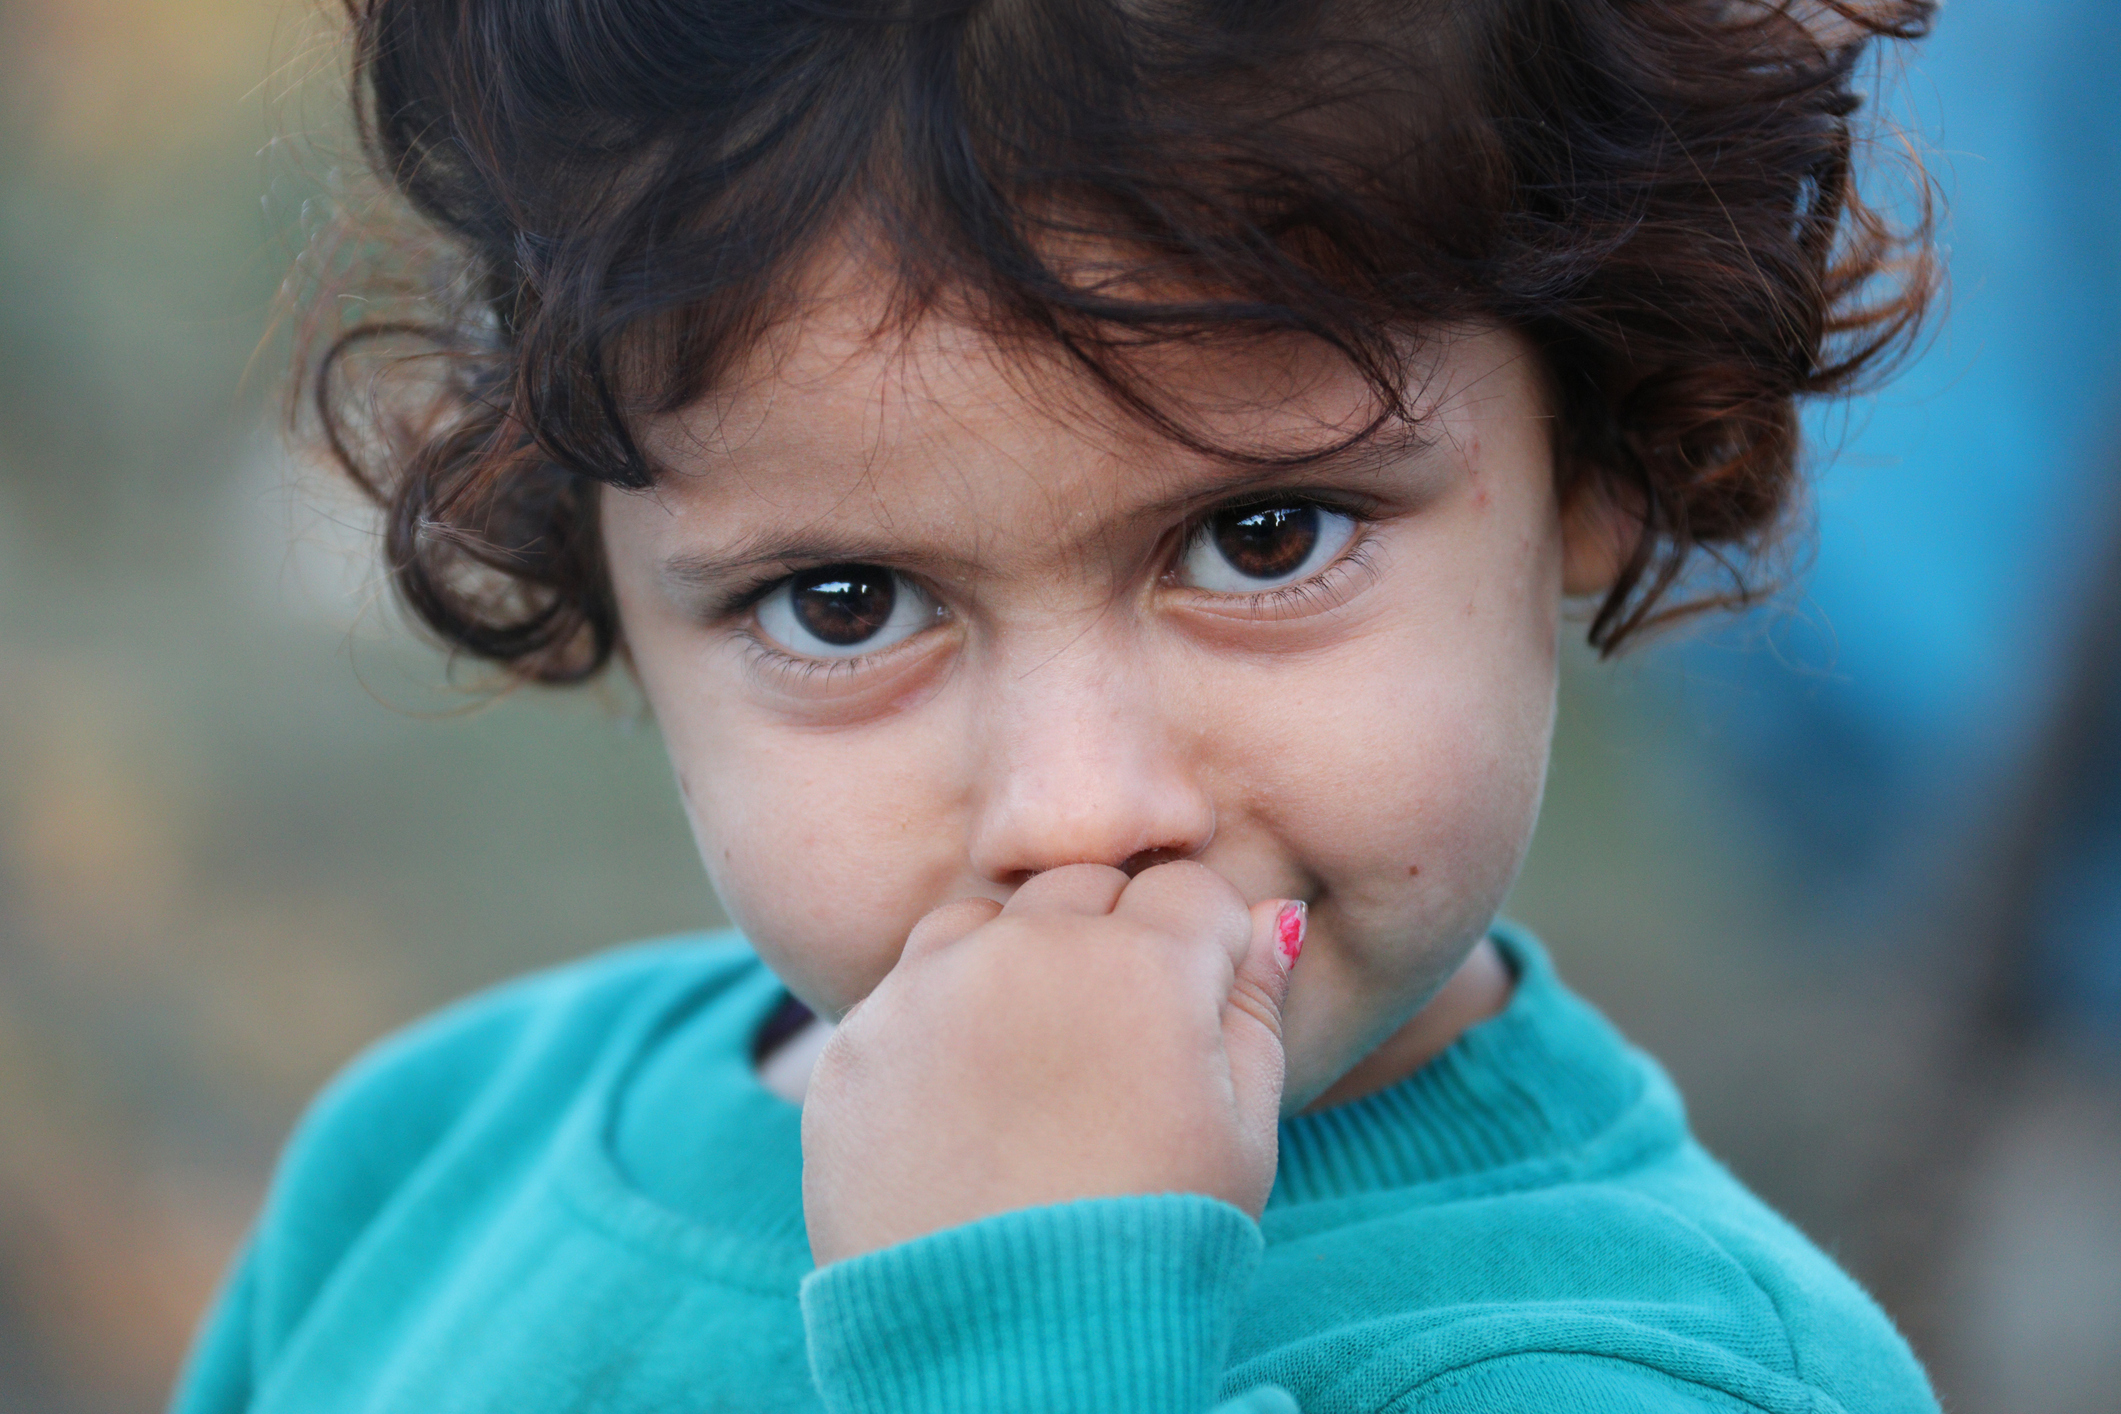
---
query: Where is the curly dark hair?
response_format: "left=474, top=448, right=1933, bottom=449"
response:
left=305, top=0, right=1937, bottom=683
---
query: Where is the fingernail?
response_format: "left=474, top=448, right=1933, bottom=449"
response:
left=1274, top=901, right=1307, bottom=973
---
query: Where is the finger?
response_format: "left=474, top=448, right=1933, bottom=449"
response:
left=1000, top=862, right=1130, bottom=918
left=1224, top=897, right=1302, bottom=1135
left=900, top=895, right=1004, bottom=965
left=1110, top=859, right=1252, bottom=966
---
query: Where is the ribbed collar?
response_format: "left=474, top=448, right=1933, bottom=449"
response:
left=1268, top=921, right=1681, bottom=1208
left=595, top=922, right=1683, bottom=1264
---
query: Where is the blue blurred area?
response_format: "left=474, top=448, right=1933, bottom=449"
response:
left=2039, top=681, right=2121, bottom=1037
left=1681, top=0, right=2121, bottom=1039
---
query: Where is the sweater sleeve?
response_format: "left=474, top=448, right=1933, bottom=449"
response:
left=166, top=1242, right=261, bottom=1414
left=1384, top=1352, right=1868, bottom=1414
left=800, top=1193, right=1288, bottom=1414
left=164, top=942, right=738, bottom=1414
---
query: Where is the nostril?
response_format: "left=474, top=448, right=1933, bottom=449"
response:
left=1121, top=846, right=1191, bottom=877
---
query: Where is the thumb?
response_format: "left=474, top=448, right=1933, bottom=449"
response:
left=1224, top=898, right=1305, bottom=1139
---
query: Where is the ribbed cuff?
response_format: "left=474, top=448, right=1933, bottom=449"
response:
left=801, top=1194, right=1265, bottom=1414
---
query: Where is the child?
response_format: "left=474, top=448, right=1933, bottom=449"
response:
left=175, top=0, right=1941, bottom=1410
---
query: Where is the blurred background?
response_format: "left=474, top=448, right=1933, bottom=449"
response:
left=0, top=2, right=2115, bottom=1411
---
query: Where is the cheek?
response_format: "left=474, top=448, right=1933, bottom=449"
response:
left=671, top=716, right=969, bottom=1015
left=1231, top=598, right=1557, bottom=972
left=1280, top=667, right=1544, bottom=895
left=1367, top=672, right=1549, bottom=912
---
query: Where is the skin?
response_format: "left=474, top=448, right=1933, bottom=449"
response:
left=601, top=257, right=1629, bottom=1265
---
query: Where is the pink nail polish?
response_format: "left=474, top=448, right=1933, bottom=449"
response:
left=1274, top=901, right=1307, bottom=973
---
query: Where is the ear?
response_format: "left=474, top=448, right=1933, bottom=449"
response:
left=1559, top=476, right=1644, bottom=598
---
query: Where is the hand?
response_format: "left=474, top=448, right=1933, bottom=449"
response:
left=801, top=861, right=1303, bottom=1267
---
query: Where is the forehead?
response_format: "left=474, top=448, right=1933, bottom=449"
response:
left=635, top=257, right=1417, bottom=548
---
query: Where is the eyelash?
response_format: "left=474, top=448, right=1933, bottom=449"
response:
left=710, top=577, right=904, bottom=685
left=1176, top=533, right=1381, bottom=619
left=736, top=635, right=895, bottom=686
left=720, top=495, right=1379, bottom=683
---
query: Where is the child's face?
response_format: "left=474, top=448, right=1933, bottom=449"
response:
left=604, top=266, right=1591, bottom=1112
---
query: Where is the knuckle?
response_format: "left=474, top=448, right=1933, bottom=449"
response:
left=1020, top=861, right=1127, bottom=902
left=1123, top=860, right=1246, bottom=924
left=1129, top=858, right=1220, bottom=904
left=1226, top=973, right=1285, bottom=1039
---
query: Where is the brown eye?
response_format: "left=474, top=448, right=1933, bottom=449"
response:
left=791, top=565, right=895, bottom=645
left=755, top=564, right=941, bottom=658
left=1181, top=502, right=1357, bottom=593
left=1212, top=505, right=1319, bottom=579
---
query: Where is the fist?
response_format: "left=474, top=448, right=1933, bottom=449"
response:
left=800, top=861, right=1304, bottom=1267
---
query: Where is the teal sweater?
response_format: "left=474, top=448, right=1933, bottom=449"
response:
left=169, top=923, right=1937, bottom=1414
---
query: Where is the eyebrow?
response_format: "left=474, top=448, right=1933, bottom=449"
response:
left=655, top=427, right=1435, bottom=591
left=657, top=530, right=966, bottom=591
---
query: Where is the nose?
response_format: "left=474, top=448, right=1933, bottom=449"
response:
left=965, top=630, right=1216, bottom=887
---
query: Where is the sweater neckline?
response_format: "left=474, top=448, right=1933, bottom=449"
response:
left=556, top=921, right=1676, bottom=1280
left=1266, top=922, right=1673, bottom=1208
